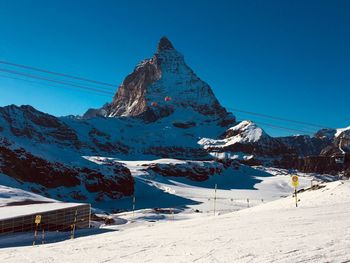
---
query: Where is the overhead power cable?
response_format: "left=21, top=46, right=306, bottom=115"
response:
left=0, top=74, right=111, bottom=98
left=252, top=121, right=316, bottom=135
left=0, top=60, right=117, bottom=89
left=0, top=68, right=115, bottom=95
left=227, top=107, right=330, bottom=129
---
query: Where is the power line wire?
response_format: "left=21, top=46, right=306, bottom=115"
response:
left=0, top=60, right=117, bottom=88
left=253, top=121, right=316, bottom=135
left=0, top=68, right=115, bottom=96
left=0, top=74, right=111, bottom=98
left=227, top=107, right=330, bottom=129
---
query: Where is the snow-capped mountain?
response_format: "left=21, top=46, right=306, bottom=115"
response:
left=198, top=121, right=292, bottom=162
left=84, top=37, right=234, bottom=126
left=0, top=37, right=348, bottom=207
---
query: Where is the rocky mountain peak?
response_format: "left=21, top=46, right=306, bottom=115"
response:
left=84, top=37, right=234, bottom=125
left=157, top=36, right=175, bottom=52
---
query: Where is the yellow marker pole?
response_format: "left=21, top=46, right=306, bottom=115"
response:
left=291, top=175, right=299, bottom=207
left=33, top=215, right=42, bottom=246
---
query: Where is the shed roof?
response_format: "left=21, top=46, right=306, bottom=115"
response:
left=0, top=202, right=89, bottom=220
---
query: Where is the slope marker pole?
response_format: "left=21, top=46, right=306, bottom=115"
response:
left=32, top=215, right=42, bottom=246
left=132, top=195, right=136, bottom=221
left=213, top=184, right=217, bottom=216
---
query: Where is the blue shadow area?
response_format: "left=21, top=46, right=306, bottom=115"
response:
left=100, top=177, right=200, bottom=212
left=0, top=228, right=115, bottom=249
left=149, top=165, right=273, bottom=190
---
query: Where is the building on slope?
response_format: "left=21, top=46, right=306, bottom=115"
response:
left=0, top=202, right=90, bottom=235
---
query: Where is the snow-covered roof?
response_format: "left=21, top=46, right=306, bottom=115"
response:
left=0, top=202, right=89, bottom=221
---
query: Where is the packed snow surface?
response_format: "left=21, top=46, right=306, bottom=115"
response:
left=84, top=157, right=317, bottom=212
left=0, top=179, right=55, bottom=208
left=1, top=180, right=349, bottom=262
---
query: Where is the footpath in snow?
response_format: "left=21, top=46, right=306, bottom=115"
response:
left=1, top=180, right=349, bottom=263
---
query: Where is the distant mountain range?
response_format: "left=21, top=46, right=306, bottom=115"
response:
left=0, top=37, right=348, bottom=206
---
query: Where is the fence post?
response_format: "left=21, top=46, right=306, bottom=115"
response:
left=32, top=224, right=38, bottom=246
left=70, top=210, right=78, bottom=239
left=41, top=229, right=45, bottom=244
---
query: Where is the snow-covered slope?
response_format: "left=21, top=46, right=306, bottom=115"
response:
left=0, top=182, right=55, bottom=207
left=1, top=180, right=349, bottom=263
left=82, top=157, right=336, bottom=214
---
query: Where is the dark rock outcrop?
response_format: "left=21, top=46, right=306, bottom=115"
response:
left=172, top=121, right=196, bottom=129
left=0, top=145, right=80, bottom=188
left=277, top=135, right=332, bottom=157
left=0, top=142, right=134, bottom=201
left=276, top=154, right=350, bottom=178
left=145, top=161, right=224, bottom=181
left=144, top=146, right=211, bottom=160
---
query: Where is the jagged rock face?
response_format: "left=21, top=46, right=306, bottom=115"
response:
left=335, top=128, right=350, bottom=152
left=315, top=128, right=337, bottom=140
left=276, top=154, right=349, bottom=178
left=274, top=127, right=350, bottom=178
left=319, top=127, right=350, bottom=156
left=87, top=37, right=232, bottom=123
left=145, top=161, right=224, bottom=182
left=277, top=135, right=332, bottom=157
left=107, top=57, right=162, bottom=121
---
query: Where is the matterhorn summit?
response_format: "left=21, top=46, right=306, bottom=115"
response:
left=85, top=37, right=234, bottom=125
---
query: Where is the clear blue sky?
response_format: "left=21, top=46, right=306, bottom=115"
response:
left=0, top=0, right=349, bottom=136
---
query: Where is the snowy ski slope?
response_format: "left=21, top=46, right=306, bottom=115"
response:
left=1, top=180, right=349, bottom=263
